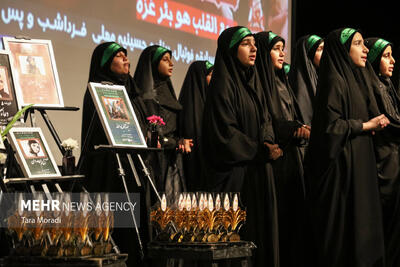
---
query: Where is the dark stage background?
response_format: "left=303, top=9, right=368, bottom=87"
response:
left=293, top=1, right=400, bottom=56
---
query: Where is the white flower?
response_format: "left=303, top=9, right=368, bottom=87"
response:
left=0, top=153, right=7, bottom=164
left=61, top=138, right=79, bottom=151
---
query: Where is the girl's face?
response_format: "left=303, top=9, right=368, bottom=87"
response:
left=313, top=41, right=324, bottom=67
left=379, top=45, right=395, bottom=77
left=158, top=52, right=174, bottom=77
left=236, top=36, right=257, bottom=67
left=349, top=32, right=369, bottom=67
left=270, top=41, right=285, bottom=69
left=110, top=51, right=130, bottom=75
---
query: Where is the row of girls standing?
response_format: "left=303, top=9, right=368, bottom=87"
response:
left=282, top=29, right=400, bottom=266
left=200, top=26, right=400, bottom=267
left=302, top=29, right=400, bottom=267
left=79, top=26, right=400, bottom=267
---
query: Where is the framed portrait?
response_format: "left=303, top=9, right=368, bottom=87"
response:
left=0, top=50, right=19, bottom=125
left=7, top=127, right=61, bottom=178
left=88, top=82, right=147, bottom=148
left=2, top=37, right=64, bottom=109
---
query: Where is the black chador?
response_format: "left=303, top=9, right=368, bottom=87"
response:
left=288, top=34, right=323, bottom=126
left=202, top=26, right=279, bottom=267
left=255, top=31, right=307, bottom=267
left=178, top=60, right=213, bottom=192
left=133, top=45, right=186, bottom=196
left=307, top=28, right=385, bottom=267
left=365, top=37, right=400, bottom=267
left=80, top=42, right=150, bottom=267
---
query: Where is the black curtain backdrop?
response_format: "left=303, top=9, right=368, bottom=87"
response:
left=293, top=1, right=399, bottom=61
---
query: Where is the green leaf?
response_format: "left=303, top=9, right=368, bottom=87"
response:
left=1, top=104, right=34, bottom=139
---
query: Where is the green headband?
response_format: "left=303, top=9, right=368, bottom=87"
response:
left=152, top=46, right=170, bottom=64
left=306, top=35, right=322, bottom=53
left=229, top=27, right=252, bottom=49
left=367, top=38, right=390, bottom=63
left=268, top=32, right=278, bottom=43
left=101, top=43, right=123, bottom=67
left=283, top=63, right=290, bottom=75
left=340, top=28, right=356, bottom=45
left=205, top=60, right=213, bottom=71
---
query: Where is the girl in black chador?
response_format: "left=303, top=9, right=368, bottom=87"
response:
left=80, top=42, right=150, bottom=267
left=307, top=28, right=389, bottom=267
left=254, top=31, right=309, bottom=267
left=288, top=34, right=324, bottom=126
left=178, top=60, right=213, bottom=192
left=365, top=37, right=400, bottom=267
left=81, top=42, right=148, bottom=192
left=133, top=45, right=190, bottom=198
left=202, top=26, right=282, bottom=267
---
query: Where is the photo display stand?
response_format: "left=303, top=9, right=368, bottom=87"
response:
left=1, top=35, right=82, bottom=193
left=1, top=127, right=84, bottom=194
left=21, top=105, right=81, bottom=196
left=77, top=81, right=165, bottom=259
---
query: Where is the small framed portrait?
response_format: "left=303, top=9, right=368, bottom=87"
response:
left=88, top=82, right=147, bottom=148
left=0, top=50, right=19, bottom=125
left=7, top=127, right=61, bottom=178
left=2, top=37, right=64, bottom=109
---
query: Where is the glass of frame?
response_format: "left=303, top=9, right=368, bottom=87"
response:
left=88, top=82, right=147, bottom=148
left=2, top=37, right=64, bottom=109
left=7, top=127, right=61, bottom=178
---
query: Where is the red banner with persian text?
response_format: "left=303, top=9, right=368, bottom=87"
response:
left=136, top=0, right=238, bottom=40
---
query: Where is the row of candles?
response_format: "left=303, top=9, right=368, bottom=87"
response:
left=150, top=192, right=246, bottom=243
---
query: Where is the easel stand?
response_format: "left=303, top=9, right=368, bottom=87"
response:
left=77, top=81, right=169, bottom=261
left=19, top=105, right=84, bottom=204
left=23, top=106, right=79, bottom=155
left=93, top=145, right=164, bottom=259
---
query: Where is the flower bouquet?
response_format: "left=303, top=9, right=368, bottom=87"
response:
left=146, top=115, right=165, bottom=147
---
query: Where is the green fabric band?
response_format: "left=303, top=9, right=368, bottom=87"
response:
left=367, top=38, right=390, bottom=63
left=152, top=46, right=169, bottom=64
left=283, top=63, right=290, bottom=75
left=205, top=60, right=213, bottom=71
left=306, top=35, right=322, bottom=53
left=340, top=28, right=356, bottom=44
left=268, top=32, right=278, bottom=43
left=229, top=27, right=252, bottom=49
left=101, top=43, right=122, bottom=67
